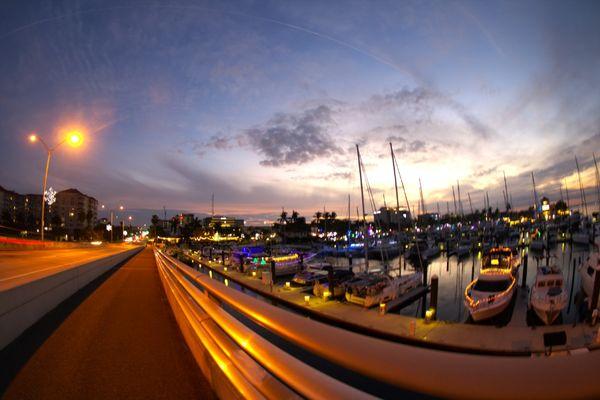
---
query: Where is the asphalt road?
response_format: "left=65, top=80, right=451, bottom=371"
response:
left=0, top=245, right=136, bottom=291
left=2, top=247, right=215, bottom=399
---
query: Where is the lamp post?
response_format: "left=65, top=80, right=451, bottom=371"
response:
left=29, top=131, right=83, bottom=241
left=101, top=204, right=125, bottom=242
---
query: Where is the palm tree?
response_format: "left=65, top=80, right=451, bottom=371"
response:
left=313, top=211, right=322, bottom=222
left=330, top=211, right=337, bottom=220
left=279, top=210, right=288, bottom=224
left=291, top=210, right=299, bottom=223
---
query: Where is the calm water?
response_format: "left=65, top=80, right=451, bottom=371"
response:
left=325, top=243, right=594, bottom=323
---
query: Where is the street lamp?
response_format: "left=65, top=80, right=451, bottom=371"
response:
left=28, top=131, right=84, bottom=241
left=101, top=203, right=125, bottom=242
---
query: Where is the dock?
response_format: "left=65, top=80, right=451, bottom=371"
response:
left=185, top=253, right=600, bottom=356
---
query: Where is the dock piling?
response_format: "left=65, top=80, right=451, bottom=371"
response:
left=522, top=253, right=528, bottom=288
left=430, top=274, right=439, bottom=320
left=589, top=263, right=600, bottom=316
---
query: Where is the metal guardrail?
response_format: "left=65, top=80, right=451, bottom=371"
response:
left=155, top=249, right=600, bottom=400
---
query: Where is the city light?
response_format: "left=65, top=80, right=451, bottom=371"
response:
left=29, top=134, right=37, bottom=143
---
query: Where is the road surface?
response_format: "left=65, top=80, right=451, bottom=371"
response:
left=2, top=247, right=215, bottom=399
left=0, top=245, right=137, bottom=291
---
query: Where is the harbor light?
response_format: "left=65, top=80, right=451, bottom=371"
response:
left=224, top=279, right=229, bottom=287
left=379, top=303, right=386, bottom=315
left=209, top=270, right=213, bottom=279
left=323, top=291, right=331, bottom=301
left=252, top=271, right=257, bottom=277
left=285, top=281, right=291, bottom=289
left=224, top=267, right=228, bottom=272
left=304, top=295, right=310, bottom=305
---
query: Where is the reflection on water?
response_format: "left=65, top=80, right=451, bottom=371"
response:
left=326, top=243, right=593, bottom=323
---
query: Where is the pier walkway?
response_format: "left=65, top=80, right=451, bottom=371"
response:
left=2, top=248, right=215, bottom=399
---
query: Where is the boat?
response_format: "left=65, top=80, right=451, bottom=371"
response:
left=250, top=252, right=316, bottom=277
left=312, top=270, right=355, bottom=298
left=529, top=266, right=567, bottom=325
left=580, top=252, right=600, bottom=308
left=480, top=246, right=519, bottom=276
left=344, top=272, right=422, bottom=308
left=291, top=262, right=332, bottom=286
left=464, top=272, right=516, bottom=322
left=455, top=238, right=472, bottom=258
left=572, top=230, right=590, bottom=246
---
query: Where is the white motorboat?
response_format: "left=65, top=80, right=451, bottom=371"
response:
left=529, top=266, right=567, bottom=325
left=464, top=272, right=516, bottom=322
left=480, top=246, right=519, bottom=276
left=580, top=252, right=600, bottom=308
left=345, top=272, right=422, bottom=308
left=291, top=262, right=331, bottom=286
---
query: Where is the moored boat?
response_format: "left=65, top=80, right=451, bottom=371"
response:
left=464, top=272, right=516, bottom=321
left=529, top=266, right=567, bottom=325
left=345, top=272, right=422, bottom=308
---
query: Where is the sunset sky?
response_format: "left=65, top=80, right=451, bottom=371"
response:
left=1, top=0, right=599, bottom=222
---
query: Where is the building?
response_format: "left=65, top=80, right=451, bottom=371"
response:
left=54, top=188, right=98, bottom=236
left=203, top=215, right=244, bottom=235
left=373, top=207, right=412, bottom=228
left=0, top=185, right=22, bottom=225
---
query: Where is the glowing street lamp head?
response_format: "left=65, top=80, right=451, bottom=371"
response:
left=119, top=205, right=124, bottom=211
left=28, top=134, right=37, bottom=143
left=67, top=130, right=83, bottom=147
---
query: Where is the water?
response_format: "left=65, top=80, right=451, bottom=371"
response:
left=325, top=243, right=594, bottom=323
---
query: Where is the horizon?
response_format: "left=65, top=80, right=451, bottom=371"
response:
left=1, top=1, right=599, bottom=220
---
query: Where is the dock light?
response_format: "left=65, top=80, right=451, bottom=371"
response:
left=209, top=270, right=213, bottom=279
left=224, top=267, right=228, bottom=272
left=425, top=308, right=435, bottom=322
left=323, top=291, right=332, bottom=301
left=379, top=303, right=386, bottom=315
left=224, top=279, right=229, bottom=287
left=285, top=281, right=291, bottom=289
left=252, top=271, right=257, bottom=277
left=304, top=295, right=310, bottom=305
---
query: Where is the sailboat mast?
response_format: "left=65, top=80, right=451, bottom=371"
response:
left=531, top=172, right=539, bottom=218
left=575, top=156, right=588, bottom=216
left=503, top=171, right=510, bottom=211
left=356, top=145, right=369, bottom=270
left=565, top=179, right=571, bottom=209
left=593, top=153, right=600, bottom=213
left=390, top=143, right=402, bottom=272
left=457, top=180, right=464, bottom=217
left=419, top=178, right=426, bottom=214
left=467, top=193, right=473, bottom=215
left=452, top=186, right=457, bottom=215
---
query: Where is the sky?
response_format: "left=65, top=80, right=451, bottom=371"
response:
left=1, top=0, right=599, bottom=223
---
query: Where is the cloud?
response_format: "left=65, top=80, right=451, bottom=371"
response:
left=243, top=105, right=343, bottom=166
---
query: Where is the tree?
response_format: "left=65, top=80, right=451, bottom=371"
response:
left=313, top=211, right=322, bottom=222
left=330, top=211, right=337, bottom=220
left=291, top=210, right=299, bottom=223
left=279, top=210, right=288, bottom=224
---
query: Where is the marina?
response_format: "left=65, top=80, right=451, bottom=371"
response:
left=175, top=239, right=600, bottom=355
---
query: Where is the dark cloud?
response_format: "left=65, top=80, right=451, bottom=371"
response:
left=243, top=105, right=343, bottom=166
